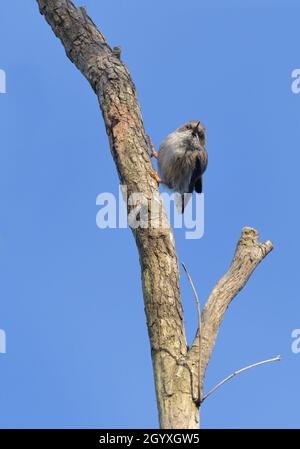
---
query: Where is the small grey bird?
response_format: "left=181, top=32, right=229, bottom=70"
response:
left=148, top=120, right=208, bottom=213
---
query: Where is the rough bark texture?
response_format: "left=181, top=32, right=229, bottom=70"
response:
left=36, top=0, right=273, bottom=428
left=36, top=0, right=198, bottom=428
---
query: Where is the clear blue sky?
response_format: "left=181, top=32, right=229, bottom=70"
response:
left=0, top=0, right=299, bottom=429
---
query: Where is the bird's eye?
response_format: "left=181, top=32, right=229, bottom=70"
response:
left=192, top=130, right=203, bottom=139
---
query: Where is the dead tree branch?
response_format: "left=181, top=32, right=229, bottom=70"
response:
left=202, top=355, right=281, bottom=402
left=186, top=227, right=273, bottom=402
left=36, top=1, right=274, bottom=429
left=36, top=0, right=197, bottom=429
left=182, top=263, right=201, bottom=405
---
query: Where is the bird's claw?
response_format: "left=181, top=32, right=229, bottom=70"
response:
left=150, top=170, right=170, bottom=188
left=147, top=135, right=158, bottom=159
left=150, top=170, right=161, bottom=184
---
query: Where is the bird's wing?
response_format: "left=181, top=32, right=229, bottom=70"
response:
left=194, top=176, right=202, bottom=193
left=188, top=156, right=203, bottom=193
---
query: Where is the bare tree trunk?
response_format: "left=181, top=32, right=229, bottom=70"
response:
left=35, top=0, right=273, bottom=429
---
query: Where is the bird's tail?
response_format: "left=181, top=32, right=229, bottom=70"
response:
left=174, top=192, right=192, bottom=214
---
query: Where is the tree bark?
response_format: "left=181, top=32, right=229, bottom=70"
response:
left=35, top=0, right=273, bottom=429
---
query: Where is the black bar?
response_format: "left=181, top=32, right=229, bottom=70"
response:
left=0, top=429, right=295, bottom=448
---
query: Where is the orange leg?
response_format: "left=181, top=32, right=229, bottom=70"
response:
left=150, top=170, right=170, bottom=188
left=147, top=135, right=170, bottom=187
left=147, top=135, right=158, bottom=159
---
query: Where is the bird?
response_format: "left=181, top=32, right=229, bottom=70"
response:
left=147, top=120, right=208, bottom=213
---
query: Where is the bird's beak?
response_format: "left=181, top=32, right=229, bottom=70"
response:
left=194, top=122, right=200, bottom=133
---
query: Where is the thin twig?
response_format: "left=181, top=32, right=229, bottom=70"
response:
left=182, top=262, right=201, bottom=403
left=202, top=354, right=281, bottom=403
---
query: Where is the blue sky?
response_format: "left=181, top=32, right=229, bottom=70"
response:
left=0, top=0, right=299, bottom=429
